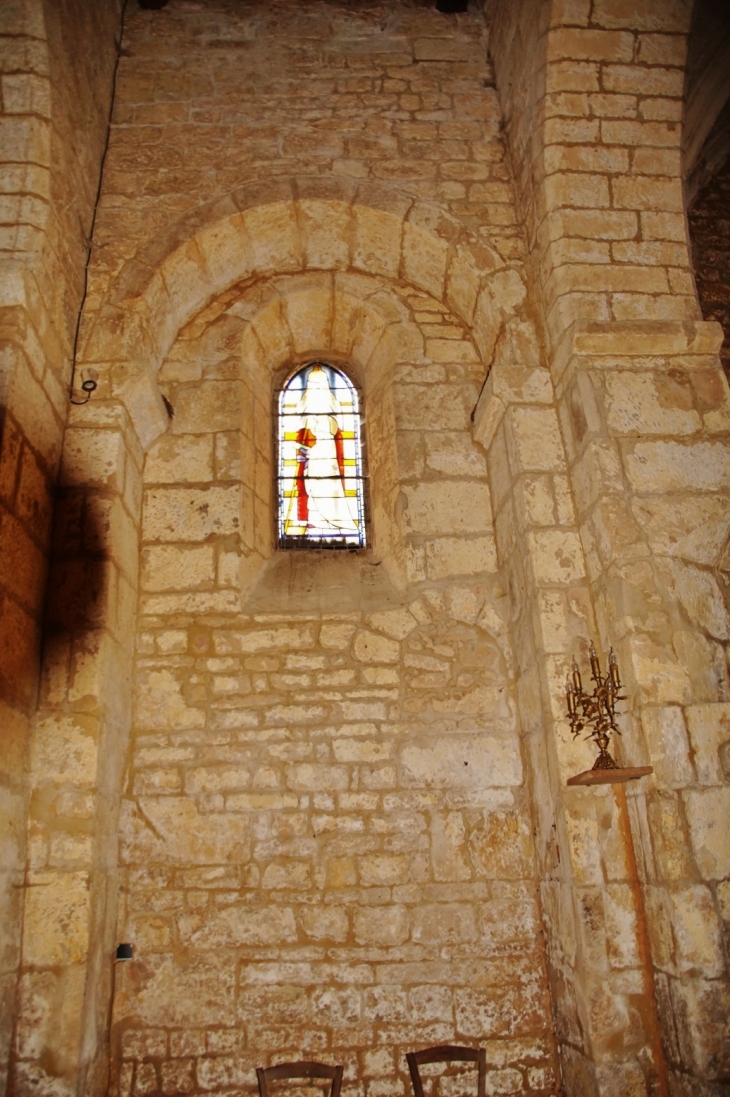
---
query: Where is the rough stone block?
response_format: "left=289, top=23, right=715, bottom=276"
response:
left=141, top=543, right=215, bottom=591
left=671, top=886, right=724, bottom=978
left=402, top=222, right=448, bottom=300
left=354, top=905, right=409, bottom=945
left=400, top=735, right=521, bottom=788
left=352, top=206, right=402, bottom=279
left=640, top=706, right=694, bottom=788
left=505, top=406, right=564, bottom=473
left=605, top=372, right=700, bottom=435
left=243, top=200, right=302, bottom=273
left=60, top=427, right=126, bottom=491
left=527, top=530, right=585, bottom=585
left=630, top=495, right=730, bottom=565
left=684, top=788, right=730, bottom=880
left=624, top=441, right=730, bottom=494
left=393, top=382, right=474, bottom=432
left=300, top=905, right=349, bottom=942
left=120, top=796, right=250, bottom=865
left=685, top=703, right=730, bottom=785
left=403, top=481, right=492, bottom=535
left=22, top=871, right=90, bottom=966
left=143, top=485, right=240, bottom=541
left=135, top=667, right=205, bottom=731
left=172, top=381, right=242, bottom=434
left=425, top=535, right=498, bottom=579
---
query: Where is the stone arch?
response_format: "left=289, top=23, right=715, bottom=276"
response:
left=144, top=267, right=489, bottom=601
left=233, top=272, right=421, bottom=592
left=78, top=181, right=528, bottom=451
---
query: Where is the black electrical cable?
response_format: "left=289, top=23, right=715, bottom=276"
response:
left=68, top=0, right=130, bottom=405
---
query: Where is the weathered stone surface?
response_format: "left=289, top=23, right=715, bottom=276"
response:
left=630, top=495, right=730, bottom=564
left=640, top=706, right=694, bottom=788
left=145, top=434, right=214, bottom=484
left=352, top=629, right=400, bottom=664
left=134, top=669, right=204, bottom=731
left=30, top=715, right=99, bottom=788
left=9, top=2, right=730, bottom=1096
left=624, top=441, right=730, bottom=494
left=142, top=486, right=241, bottom=541
left=123, top=955, right=237, bottom=1027
left=400, top=735, right=522, bottom=788
left=119, top=798, right=250, bottom=864
left=684, top=788, right=730, bottom=880
left=403, top=482, right=492, bottom=535
left=685, top=704, right=730, bottom=785
left=22, top=872, right=90, bottom=967
left=178, top=905, right=297, bottom=948
left=605, top=371, right=701, bottom=435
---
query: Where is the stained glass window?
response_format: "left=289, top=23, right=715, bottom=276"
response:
left=277, top=362, right=366, bottom=548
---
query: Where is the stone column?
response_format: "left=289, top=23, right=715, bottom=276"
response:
left=552, top=318, right=730, bottom=1092
left=487, top=0, right=729, bottom=1088
left=474, top=317, right=670, bottom=1095
left=12, top=400, right=143, bottom=1097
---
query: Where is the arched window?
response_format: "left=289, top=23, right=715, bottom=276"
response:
left=277, top=362, right=366, bottom=548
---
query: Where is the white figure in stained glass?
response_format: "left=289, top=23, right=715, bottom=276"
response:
left=278, top=363, right=365, bottom=547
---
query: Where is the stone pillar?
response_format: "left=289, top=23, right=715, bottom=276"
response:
left=12, top=400, right=143, bottom=1097
left=487, top=0, right=698, bottom=346
left=551, top=318, right=730, bottom=1092
left=487, top=0, right=729, bottom=1087
left=0, top=8, right=57, bottom=1088
left=474, top=317, right=671, bottom=1095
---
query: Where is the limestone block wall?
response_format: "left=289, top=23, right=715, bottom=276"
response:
left=481, top=1, right=730, bottom=1093
left=9, top=3, right=568, bottom=1096
left=551, top=319, right=730, bottom=1093
left=108, top=265, right=559, bottom=1095
left=77, top=0, right=520, bottom=315
left=0, top=2, right=121, bottom=1093
left=487, top=0, right=699, bottom=347
left=8, top=2, right=730, bottom=1096
left=472, top=315, right=672, bottom=1096
left=12, top=397, right=144, bottom=1097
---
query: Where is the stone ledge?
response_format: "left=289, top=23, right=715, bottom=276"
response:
left=552, top=319, right=725, bottom=380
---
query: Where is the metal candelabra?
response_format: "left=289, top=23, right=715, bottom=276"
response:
left=565, top=642, right=625, bottom=770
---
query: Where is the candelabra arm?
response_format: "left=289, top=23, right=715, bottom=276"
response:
left=565, top=643, right=626, bottom=771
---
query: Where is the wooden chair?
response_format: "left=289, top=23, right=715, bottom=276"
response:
left=256, top=1062, right=344, bottom=1097
left=406, top=1046, right=486, bottom=1097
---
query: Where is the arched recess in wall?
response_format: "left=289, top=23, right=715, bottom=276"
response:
left=141, top=268, right=491, bottom=602
left=76, top=179, right=531, bottom=454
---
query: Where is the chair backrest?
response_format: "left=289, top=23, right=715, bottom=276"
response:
left=256, top=1061, right=344, bottom=1097
left=406, top=1046, right=486, bottom=1097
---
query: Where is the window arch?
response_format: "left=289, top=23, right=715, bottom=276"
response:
left=277, top=362, right=366, bottom=549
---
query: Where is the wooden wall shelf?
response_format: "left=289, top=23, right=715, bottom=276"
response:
left=567, top=766, right=653, bottom=786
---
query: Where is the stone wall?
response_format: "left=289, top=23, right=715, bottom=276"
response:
left=550, top=318, right=730, bottom=1095
left=3, top=2, right=730, bottom=1096
left=484, top=0, right=730, bottom=1093
left=110, top=274, right=557, bottom=1097
left=14, top=3, right=563, bottom=1096
left=0, top=2, right=121, bottom=1093
left=487, top=0, right=699, bottom=350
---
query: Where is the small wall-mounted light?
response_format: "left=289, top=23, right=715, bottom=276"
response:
left=115, top=943, right=134, bottom=962
left=70, top=368, right=98, bottom=406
